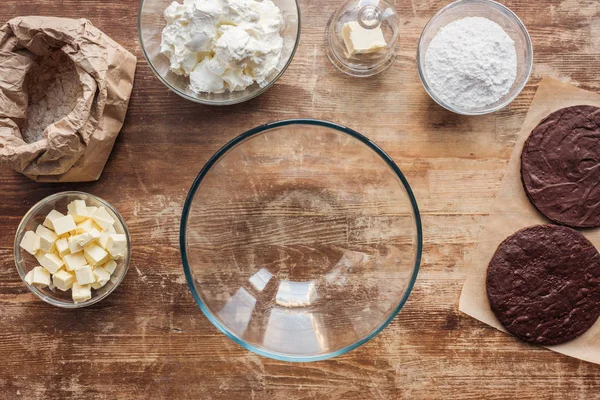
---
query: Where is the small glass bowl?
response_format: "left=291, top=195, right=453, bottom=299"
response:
left=417, top=0, right=533, bottom=115
left=14, top=192, right=131, bottom=308
left=138, top=0, right=301, bottom=106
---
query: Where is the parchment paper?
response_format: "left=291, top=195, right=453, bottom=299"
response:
left=0, top=16, right=136, bottom=182
left=459, top=78, right=600, bottom=364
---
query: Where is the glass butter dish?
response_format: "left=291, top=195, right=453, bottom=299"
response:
left=326, top=0, right=399, bottom=77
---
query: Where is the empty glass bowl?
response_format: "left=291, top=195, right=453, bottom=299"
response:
left=417, top=0, right=533, bottom=115
left=181, top=120, right=422, bottom=361
left=14, top=192, right=131, bottom=308
left=138, top=0, right=301, bottom=105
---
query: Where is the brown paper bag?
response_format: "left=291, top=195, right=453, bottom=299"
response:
left=0, top=16, right=136, bottom=182
left=459, top=78, right=600, bottom=364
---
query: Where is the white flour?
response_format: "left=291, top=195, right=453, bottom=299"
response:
left=424, top=17, right=517, bottom=110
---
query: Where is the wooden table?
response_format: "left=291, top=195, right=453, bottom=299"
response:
left=1, top=0, right=599, bottom=398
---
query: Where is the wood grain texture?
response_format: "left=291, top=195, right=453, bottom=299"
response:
left=1, top=0, right=600, bottom=398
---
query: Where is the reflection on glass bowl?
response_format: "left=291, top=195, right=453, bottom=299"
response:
left=181, top=120, right=422, bottom=361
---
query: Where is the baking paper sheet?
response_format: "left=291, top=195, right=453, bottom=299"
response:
left=459, top=78, right=600, bottom=364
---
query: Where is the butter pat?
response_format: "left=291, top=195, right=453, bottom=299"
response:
left=20, top=231, right=40, bottom=255
left=68, top=200, right=89, bottom=223
left=31, top=266, right=51, bottom=287
left=76, top=219, right=102, bottom=235
left=91, top=207, right=115, bottom=231
left=102, top=260, right=118, bottom=275
left=84, top=244, right=109, bottom=266
left=53, top=270, right=75, bottom=291
left=91, top=266, right=111, bottom=289
left=68, top=232, right=95, bottom=253
left=75, top=265, right=96, bottom=285
left=72, top=283, right=92, bottom=303
left=63, top=252, right=88, bottom=271
left=39, top=253, right=64, bottom=274
left=342, top=21, right=387, bottom=55
left=35, top=225, right=58, bottom=252
left=53, top=215, right=77, bottom=236
left=55, top=238, right=70, bottom=257
left=43, top=210, right=65, bottom=230
left=105, top=234, right=127, bottom=257
left=24, top=270, right=34, bottom=285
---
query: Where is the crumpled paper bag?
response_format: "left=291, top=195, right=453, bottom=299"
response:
left=459, top=78, right=600, bottom=364
left=0, top=16, right=136, bottom=182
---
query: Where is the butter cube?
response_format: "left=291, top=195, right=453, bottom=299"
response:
left=87, top=206, right=98, bottom=215
left=91, top=207, right=115, bottom=231
left=105, top=234, right=127, bottom=257
left=20, top=231, right=40, bottom=255
left=91, top=266, right=111, bottom=289
left=84, top=243, right=109, bottom=266
left=68, top=232, right=95, bottom=253
left=43, top=210, right=65, bottom=230
left=102, top=260, right=118, bottom=275
left=67, top=200, right=88, bottom=223
left=342, top=21, right=387, bottom=55
left=63, top=252, right=87, bottom=271
left=72, top=283, right=92, bottom=303
left=88, top=228, right=102, bottom=241
left=75, top=265, right=96, bottom=285
left=76, top=219, right=102, bottom=235
left=24, top=270, right=34, bottom=285
left=34, top=250, right=46, bottom=265
left=99, top=232, right=110, bottom=249
left=53, top=269, right=75, bottom=291
left=53, top=215, right=77, bottom=236
left=39, top=253, right=64, bottom=274
left=35, top=225, right=58, bottom=252
left=107, top=224, right=116, bottom=233
left=55, top=238, right=70, bottom=257
left=31, top=266, right=51, bottom=287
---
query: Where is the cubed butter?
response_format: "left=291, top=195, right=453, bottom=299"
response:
left=105, top=234, right=127, bottom=257
left=43, top=210, right=65, bottom=230
left=91, top=266, right=111, bottom=289
left=102, top=260, right=118, bottom=275
left=72, top=282, right=92, bottom=303
left=87, top=206, right=98, bottom=216
left=91, top=207, right=115, bottom=231
left=53, top=215, right=77, bottom=236
left=35, top=225, right=58, bottom=252
left=84, top=243, right=109, bottom=266
left=67, top=200, right=89, bottom=223
left=31, top=266, right=51, bottom=287
left=55, top=238, right=70, bottom=257
left=19, top=231, right=40, bottom=256
left=53, top=270, right=75, bottom=291
left=342, top=21, right=387, bottom=55
left=75, top=265, right=96, bottom=285
left=24, top=270, right=34, bottom=285
left=63, top=252, right=87, bottom=271
left=76, top=219, right=102, bottom=235
left=68, top=232, right=95, bottom=253
left=39, top=253, right=64, bottom=274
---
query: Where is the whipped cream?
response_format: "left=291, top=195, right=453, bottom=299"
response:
left=160, top=0, right=284, bottom=94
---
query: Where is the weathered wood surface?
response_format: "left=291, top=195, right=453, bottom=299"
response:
left=1, top=0, right=599, bottom=398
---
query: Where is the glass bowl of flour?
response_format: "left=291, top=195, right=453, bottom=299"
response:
left=417, top=0, right=532, bottom=115
left=138, top=0, right=300, bottom=105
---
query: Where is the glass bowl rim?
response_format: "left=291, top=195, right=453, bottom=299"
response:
left=137, top=0, right=302, bottom=106
left=14, top=191, right=132, bottom=309
left=180, top=119, right=423, bottom=362
left=416, top=0, right=533, bottom=116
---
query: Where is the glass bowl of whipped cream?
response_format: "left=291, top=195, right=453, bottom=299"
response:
left=139, top=0, right=300, bottom=105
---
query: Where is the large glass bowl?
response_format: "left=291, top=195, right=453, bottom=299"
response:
left=417, top=0, right=533, bottom=115
left=14, top=192, right=131, bottom=309
left=138, top=0, right=301, bottom=105
left=181, top=120, right=422, bottom=361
